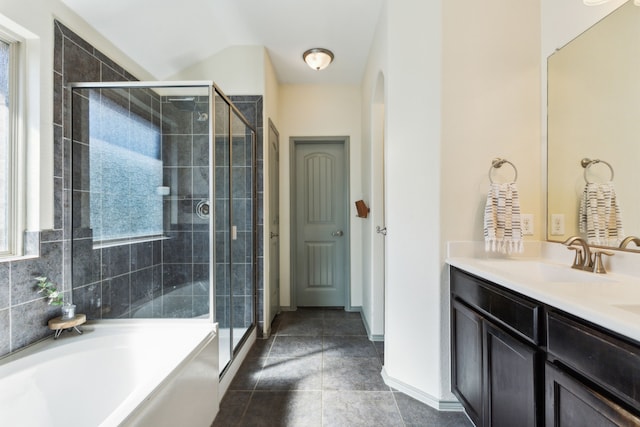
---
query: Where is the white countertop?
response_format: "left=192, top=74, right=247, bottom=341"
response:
left=447, top=242, right=640, bottom=344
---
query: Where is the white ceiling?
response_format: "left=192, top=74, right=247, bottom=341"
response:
left=60, top=0, right=384, bottom=84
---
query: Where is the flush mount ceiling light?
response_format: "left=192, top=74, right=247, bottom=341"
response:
left=303, top=48, right=334, bottom=71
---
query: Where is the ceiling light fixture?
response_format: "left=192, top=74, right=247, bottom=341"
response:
left=303, top=48, right=334, bottom=71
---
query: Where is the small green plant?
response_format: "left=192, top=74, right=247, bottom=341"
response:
left=35, top=277, right=64, bottom=306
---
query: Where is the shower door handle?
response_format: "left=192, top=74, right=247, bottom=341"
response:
left=332, top=230, right=344, bottom=237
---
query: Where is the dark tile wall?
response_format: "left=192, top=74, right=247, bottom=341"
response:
left=160, top=96, right=211, bottom=318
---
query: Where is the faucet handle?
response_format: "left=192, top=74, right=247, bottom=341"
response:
left=591, top=249, right=614, bottom=274
left=566, top=246, right=584, bottom=269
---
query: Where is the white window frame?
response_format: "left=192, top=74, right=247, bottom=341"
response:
left=0, top=27, right=26, bottom=259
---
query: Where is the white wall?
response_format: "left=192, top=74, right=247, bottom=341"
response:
left=0, top=0, right=153, bottom=232
left=378, top=0, right=446, bottom=403
left=359, top=2, right=387, bottom=339
left=277, top=84, right=362, bottom=309
left=170, top=46, right=266, bottom=96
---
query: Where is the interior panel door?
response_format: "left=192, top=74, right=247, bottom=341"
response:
left=294, top=141, right=347, bottom=307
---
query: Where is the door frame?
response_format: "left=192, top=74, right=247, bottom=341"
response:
left=289, top=136, right=351, bottom=310
left=266, top=118, right=280, bottom=334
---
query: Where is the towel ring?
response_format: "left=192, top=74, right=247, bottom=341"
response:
left=489, top=158, right=518, bottom=184
left=581, top=158, right=614, bottom=183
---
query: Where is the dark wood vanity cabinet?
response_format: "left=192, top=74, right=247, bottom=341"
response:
left=545, top=311, right=640, bottom=426
left=545, top=362, right=640, bottom=427
left=450, top=266, right=640, bottom=427
left=451, top=268, right=543, bottom=427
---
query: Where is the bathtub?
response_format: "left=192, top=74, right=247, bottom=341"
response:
left=0, top=321, right=219, bottom=427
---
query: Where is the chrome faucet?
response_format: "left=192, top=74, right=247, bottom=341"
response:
left=619, top=236, right=640, bottom=249
left=563, top=236, right=592, bottom=270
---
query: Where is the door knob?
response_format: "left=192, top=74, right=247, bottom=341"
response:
left=332, top=230, right=344, bottom=237
left=376, top=226, right=387, bottom=236
left=270, top=232, right=279, bottom=239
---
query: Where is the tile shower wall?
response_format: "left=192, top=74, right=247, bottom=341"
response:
left=160, top=96, right=211, bottom=318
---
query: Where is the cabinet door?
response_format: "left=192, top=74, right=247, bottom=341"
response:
left=484, top=321, right=541, bottom=427
left=545, top=363, right=640, bottom=427
left=452, top=299, right=484, bottom=426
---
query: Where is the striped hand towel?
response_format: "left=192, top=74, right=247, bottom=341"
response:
left=484, top=182, right=524, bottom=254
left=579, top=182, right=623, bottom=246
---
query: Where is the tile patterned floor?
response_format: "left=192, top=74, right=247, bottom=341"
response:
left=212, top=308, right=473, bottom=427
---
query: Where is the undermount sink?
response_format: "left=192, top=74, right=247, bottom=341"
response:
left=474, top=260, right=616, bottom=284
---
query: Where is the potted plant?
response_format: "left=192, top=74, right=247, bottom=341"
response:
left=35, top=277, right=76, bottom=319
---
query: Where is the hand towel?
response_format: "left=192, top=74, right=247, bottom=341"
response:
left=484, top=182, right=524, bottom=254
left=579, top=182, right=624, bottom=246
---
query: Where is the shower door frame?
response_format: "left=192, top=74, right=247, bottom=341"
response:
left=212, top=83, right=259, bottom=374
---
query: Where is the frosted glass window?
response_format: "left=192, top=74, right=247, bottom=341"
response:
left=0, top=39, right=11, bottom=254
left=89, top=93, right=162, bottom=241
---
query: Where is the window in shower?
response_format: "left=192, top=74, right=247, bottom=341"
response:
left=0, top=37, right=11, bottom=255
left=0, top=32, right=22, bottom=257
left=88, top=92, right=163, bottom=243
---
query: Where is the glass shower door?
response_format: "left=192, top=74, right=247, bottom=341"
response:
left=70, top=83, right=213, bottom=321
left=230, top=109, right=255, bottom=350
left=214, top=93, right=232, bottom=371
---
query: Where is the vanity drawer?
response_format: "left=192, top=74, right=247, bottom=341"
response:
left=547, top=310, right=640, bottom=412
left=450, top=267, right=543, bottom=345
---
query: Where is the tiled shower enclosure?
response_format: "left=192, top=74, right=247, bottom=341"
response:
left=70, top=81, right=256, bottom=372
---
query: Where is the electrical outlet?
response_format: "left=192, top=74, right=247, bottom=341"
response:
left=521, top=214, right=534, bottom=235
left=551, top=214, right=565, bottom=236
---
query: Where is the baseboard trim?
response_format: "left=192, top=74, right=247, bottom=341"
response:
left=359, top=310, right=384, bottom=342
left=381, top=367, right=464, bottom=412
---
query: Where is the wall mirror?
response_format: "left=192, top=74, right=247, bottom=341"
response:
left=547, top=0, right=640, bottom=251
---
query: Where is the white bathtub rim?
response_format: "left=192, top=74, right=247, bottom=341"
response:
left=0, top=319, right=217, bottom=365
left=0, top=320, right=218, bottom=427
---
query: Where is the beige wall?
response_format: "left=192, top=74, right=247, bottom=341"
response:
left=277, top=84, right=363, bottom=308
left=440, top=0, right=542, bottom=398
left=441, top=0, right=543, bottom=244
